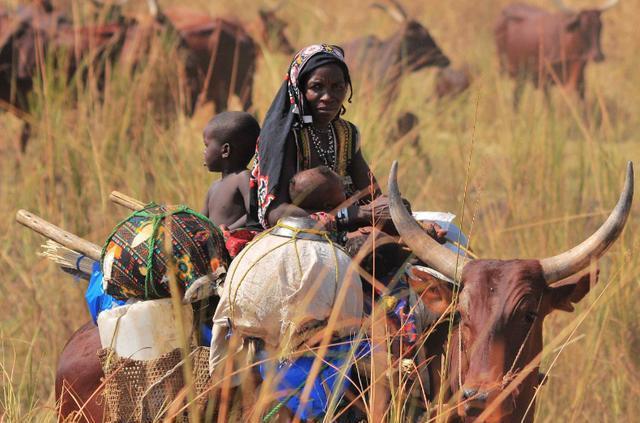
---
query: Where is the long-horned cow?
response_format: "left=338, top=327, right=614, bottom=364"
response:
left=389, top=161, right=633, bottom=422
left=341, top=0, right=450, bottom=97
left=495, top=0, right=619, bottom=107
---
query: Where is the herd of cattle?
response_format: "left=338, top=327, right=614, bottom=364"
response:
left=0, top=0, right=619, bottom=150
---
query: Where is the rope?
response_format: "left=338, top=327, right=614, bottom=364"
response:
left=228, top=220, right=341, bottom=322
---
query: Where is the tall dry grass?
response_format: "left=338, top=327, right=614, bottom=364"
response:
left=0, top=0, right=638, bottom=421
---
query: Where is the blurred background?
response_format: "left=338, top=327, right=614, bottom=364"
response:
left=0, top=0, right=637, bottom=421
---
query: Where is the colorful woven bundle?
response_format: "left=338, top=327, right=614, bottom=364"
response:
left=101, top=204, right=230, bottom=300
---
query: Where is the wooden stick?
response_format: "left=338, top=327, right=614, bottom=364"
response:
left=15, top=209, right=102, bottom=260
left=109, top=191, right=145, bottom=211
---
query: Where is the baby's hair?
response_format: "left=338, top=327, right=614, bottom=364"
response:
left=289, top=166, right=344, bottom=210
left=203, top=112, right=260, bottom=167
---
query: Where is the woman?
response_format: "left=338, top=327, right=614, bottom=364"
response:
left=249, top=43, right=390, bottom=230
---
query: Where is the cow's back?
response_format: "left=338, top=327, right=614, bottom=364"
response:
left=342, top=35, right=385, bottom=80
left=495, top=3, right=561, bottom=77
left=163, top=10, right=257, bottom=113
left=55, top=321, right=105, bottom=422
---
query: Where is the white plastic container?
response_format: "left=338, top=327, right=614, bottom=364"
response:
left=97, top=298, right=193, bottom=360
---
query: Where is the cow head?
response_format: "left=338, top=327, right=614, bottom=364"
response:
left=555, top=0, right=619, bottom=63
left=373, top=0, right=450, bottom=70
left=389, top=161, right=633, bottom=421
left=257, top=6, right=295, bottom=55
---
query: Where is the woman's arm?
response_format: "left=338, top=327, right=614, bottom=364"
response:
left=265, top=135, right=310, bottom=227
left=350, top=149, right=382, bottom=200
left=341, top=147, right=392, bottom=230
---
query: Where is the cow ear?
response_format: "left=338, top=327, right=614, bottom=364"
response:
left=546, top=268, right=599, bottom=313
left=565, top=15, right=581, bottom=32
left=408, top=266, right=454, bottom=316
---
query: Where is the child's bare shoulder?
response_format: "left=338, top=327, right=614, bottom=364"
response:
left=230, top=169, right=251, bottom=189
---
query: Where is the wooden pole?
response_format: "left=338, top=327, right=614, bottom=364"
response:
left=109, top=191, right=145, bottom=211
left=15, top=209, right=102, bottom=260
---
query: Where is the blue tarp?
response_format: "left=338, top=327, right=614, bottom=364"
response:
left=84, top=262, right=125, bottom=324
left=258, top=339, right=371, bottom=420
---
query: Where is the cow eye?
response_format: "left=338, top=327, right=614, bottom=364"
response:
left=524, top=311, right=538, bottom=324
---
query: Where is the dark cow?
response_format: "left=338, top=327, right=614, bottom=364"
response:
left=342, top=0, right=450, bottom=97
left=389, top=160, right=633, bottom=422
left=495, top=0, right=618, bottom=107
left=1, top=2, right=126, bottom=151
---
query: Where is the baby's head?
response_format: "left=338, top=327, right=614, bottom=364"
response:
left=289, top=166, right=346, bottom=211
left=203, top=111, right=260, bottom=172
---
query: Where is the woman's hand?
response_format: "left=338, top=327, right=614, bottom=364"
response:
left=351, top=195, right=391, bottom=225
left=420, top=221, right=448, bottom=244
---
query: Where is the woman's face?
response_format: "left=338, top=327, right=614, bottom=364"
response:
left=303, top=63, right=348, bottom=126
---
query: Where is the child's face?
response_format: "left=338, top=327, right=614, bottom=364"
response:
left=203, top=132, right=225, bottom=172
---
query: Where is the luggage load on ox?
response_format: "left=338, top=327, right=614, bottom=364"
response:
left=16, top=192, right=230, bottom=422
left=16, top=189, right=473, bottom=422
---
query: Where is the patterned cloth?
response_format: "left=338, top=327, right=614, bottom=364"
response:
left=248, top=44, right=357, bottom=229
left=101, top=204, right=230, bottom=300
left=220, top=227, right=259, bottom=258
left=389, top=297, right=419, bottom=349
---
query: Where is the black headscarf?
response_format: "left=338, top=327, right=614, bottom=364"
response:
left=249, top=44, right=352, bottom=228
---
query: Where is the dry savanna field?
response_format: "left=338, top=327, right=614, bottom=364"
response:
left=0, top=0, right=638, bottom=421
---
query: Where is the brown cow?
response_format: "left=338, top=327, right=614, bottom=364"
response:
left=342, top=0, right=450, bottom=97
left=116, top=0, right=294, bottom=113
left=495, top=0, right=619, bottom=108
left=1, top=1, right=294, bottom=150
left=55, top=321, right=105, bottom=423
left=388, top=160, right=633, bottom=422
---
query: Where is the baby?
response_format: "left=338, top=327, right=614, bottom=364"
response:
left=288, top=165, right=346, bottom=212
left=202, top=111, right=260, bottom=230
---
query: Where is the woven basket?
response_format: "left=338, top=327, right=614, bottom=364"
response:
left=98, top=347, right=212, bottom=422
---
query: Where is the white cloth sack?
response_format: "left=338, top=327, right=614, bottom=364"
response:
left=209, top=233, right=363, bottom=374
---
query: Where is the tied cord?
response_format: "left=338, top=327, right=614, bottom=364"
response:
left=101, top=203, right=222, bottom=299
left=227, top=219, right=341, bottom=360
left=75, top=254, right=87, bottom=271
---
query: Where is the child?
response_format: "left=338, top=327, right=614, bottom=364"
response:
left=202, top=111, right=260, bottom=230
left=288, top=165, right=346, bottom=212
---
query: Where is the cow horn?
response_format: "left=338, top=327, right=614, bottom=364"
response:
left=370, top=3, right=404, bottom=23
left=90, top=0, right=129, bottom=6
left=388, top=0, right=409, bottom=20
left=266, top=0, right=287, bottom=13
left=553, top=0, right=575, bottom=13
left=540, top=162, right=634, bottom=284
left=388, top=161, right=469, bottom=282
left=599, top=0, right=619, bottom=11
left=146, top=0, right=159, bottom=18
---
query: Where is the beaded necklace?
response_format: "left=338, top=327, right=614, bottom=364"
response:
left=308, top=124, right=336, bottom=170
